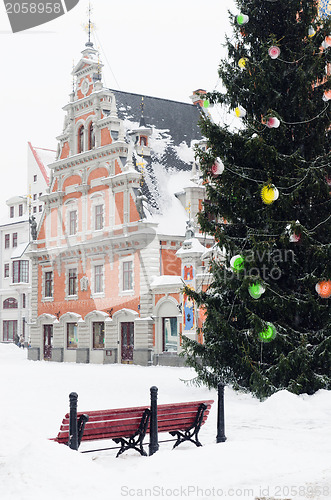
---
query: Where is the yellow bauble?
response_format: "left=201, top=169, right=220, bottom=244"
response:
left=238, top=58, right=247, bottom=69
left=261, top=185, right=277, bottom=204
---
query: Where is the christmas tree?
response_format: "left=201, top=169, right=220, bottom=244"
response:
left=182, top=0, right=331, bottom=399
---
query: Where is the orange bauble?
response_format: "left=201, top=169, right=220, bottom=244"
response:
left=316, top=281, right=331, bottom=299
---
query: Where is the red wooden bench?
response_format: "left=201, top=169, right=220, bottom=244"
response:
left=52, top=387, right=214, bottom=457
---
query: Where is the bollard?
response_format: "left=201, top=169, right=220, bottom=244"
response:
left=216, top=382, right=227, bottom=443
left=68, top=392, right=79, bottom=450
left=149, top=386, right=159, bottom=456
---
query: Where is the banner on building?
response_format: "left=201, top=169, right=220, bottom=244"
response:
left=319, top=0, right=331, bottom=18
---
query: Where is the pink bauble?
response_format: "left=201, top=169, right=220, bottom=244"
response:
left=268, top=46, right=281, bottom=59
left=266, top=117, right=280, bottom=128
left=211, top=158, right=225, bottom=175
left=289, top=233, right=301, bottom=243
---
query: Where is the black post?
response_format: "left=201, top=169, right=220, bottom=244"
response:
left=149, top=386, right=159, bottom=456
left=68, top=392, right=79, bottom=450
left=216, top=382, right=227, bottom=443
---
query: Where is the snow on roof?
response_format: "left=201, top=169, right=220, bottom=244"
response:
left=150, top=275, right=184, bottom=289
left=111, top=89, right=202, bottom=215
left=28, top=142, right=56, bottom=185
left=151, top=170, right=194, bottom=236
left=10, top=242, right=30, bottom=259
left=176, top=237, right=206, bottom=256
left=0, top=215, right=29, bottom=227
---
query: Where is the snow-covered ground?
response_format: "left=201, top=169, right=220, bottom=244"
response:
left=0, top=344, right=330, bottom=500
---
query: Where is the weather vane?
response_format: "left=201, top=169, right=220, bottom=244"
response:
left=83, top=2, right=96, bottom=42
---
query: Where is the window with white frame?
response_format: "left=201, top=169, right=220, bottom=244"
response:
left=4, top=263, right=9, bottom=278
left=44, top=271, right=53, bottom=298
left=3, top=320, right=17, bottom=342
left=68, top=268, right=78, bottom=296
left=92, top=322, right=104, bottom=349
left=123, top=260, right=133, bottom=291
left=67, top=323, right=78, bottom=349
left=12, top=260, right=29, bottom=283
left=94, top=204, right=104, bottom=230
left=94, top=264, right=104, bottom=293
left=3, top=297, right=18, bottom=309
left=69, top=210, right=77, bottom=235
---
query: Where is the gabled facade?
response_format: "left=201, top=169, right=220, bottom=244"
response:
left=27, top=142, right=54, bottom=223
left=27, top=41, right=212, bottom=365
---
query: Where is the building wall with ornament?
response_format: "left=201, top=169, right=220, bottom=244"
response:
left=27, top=41, right=213, bottom=366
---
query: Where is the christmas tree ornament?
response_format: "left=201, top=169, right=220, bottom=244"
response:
left=315, top=280, right=331, bottom=298
left=308, top=26, right=316, bottom=37
left=289, top=232, right=301, bottom=242
left=266, top=116, right=280, bottom=128
left=261, top=184, right=279, bottom=204
left=258, top=323, right=277, bottom=342
left=248, top=283, right=266, bottom=299
left=203, top=99, right=210, bottom=108
left=230, top=254, right=245, bottom=271
left=235, top=105, right=246, bottom=117
left=326, top=176, right=331, bottom=186
left=268, top=46, right=281, bottom=59
left=211, top=158, right=225, bottom=175
left=322, top=91, right=331, bottom=101
left=325, top=36, right=331, bottom=46
left=238, top=57, right=248, bottom=69
left=236, top=14, right=249, bottom=26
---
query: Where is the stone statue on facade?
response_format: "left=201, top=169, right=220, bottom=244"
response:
left=185, top=219, right=195, bottom=240
left=29, top=215, right=37, bottom=240
left=136, top=188, right=147, bottom=220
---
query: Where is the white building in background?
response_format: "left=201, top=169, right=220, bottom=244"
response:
left=0, top=196, right=31, bottom=344
left=0, top=143, right=52, bottom=344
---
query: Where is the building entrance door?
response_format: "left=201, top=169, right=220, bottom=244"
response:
left=121, top=322, right=134, bottom=363
left=43, top=325, right=53, bottom=360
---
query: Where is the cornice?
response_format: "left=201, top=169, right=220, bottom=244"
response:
left=101, top=169, right=141, bottom=189
left=49, top=143, right=128, bottom=172
left=27, top=224, right=158, bottom=260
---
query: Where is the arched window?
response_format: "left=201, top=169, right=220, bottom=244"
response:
left=78, top=125, right=84, bottom=153
left=88, top=122, right=95, bottom=150
left=3, top=297, right=18, bottom=309
left=140, top=136, right=147, bottom=147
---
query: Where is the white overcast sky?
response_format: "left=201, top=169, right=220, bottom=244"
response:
left=0, top=0, right=235, bottom=211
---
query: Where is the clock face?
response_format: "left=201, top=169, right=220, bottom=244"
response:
left=81, top=79, right=89, bottom=96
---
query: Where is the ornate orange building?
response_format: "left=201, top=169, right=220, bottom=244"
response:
left=27, top=41, right=212, bottom=365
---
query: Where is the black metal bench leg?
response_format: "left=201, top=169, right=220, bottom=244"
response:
left=114, top=437, right=148, bottom=458
left=169, top=403, right=207, bottom=449
left=77, top=414, right=89, bottom=447
left=113, top=409, right=151, bottom=458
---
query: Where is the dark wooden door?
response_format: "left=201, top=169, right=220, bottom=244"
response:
left=121, top=322, right=134, bottom=363
left=43, top=325, right=53, bottom=360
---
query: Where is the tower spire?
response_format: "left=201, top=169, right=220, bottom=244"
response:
left=139, top=97, right=146, bottom=127
left=85, top=2, right=94, bottom=47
